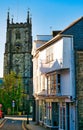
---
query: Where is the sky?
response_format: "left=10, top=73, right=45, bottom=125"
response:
left=0, top=0, right=83, bottom=77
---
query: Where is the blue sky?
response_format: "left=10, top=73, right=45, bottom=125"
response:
left=0, top=0, right=83, bottom=77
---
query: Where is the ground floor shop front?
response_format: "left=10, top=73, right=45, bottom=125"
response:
left=36, top=98, right=76, bottom=130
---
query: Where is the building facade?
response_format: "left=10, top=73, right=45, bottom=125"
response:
left=32, top=17, right=83, bottom=130
left=61, top=17, right=83, bottom=130
left=4, top=11, right=33, bottom=112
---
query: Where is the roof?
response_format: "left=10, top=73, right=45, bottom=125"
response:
left=36, top=16, right=83, bottom=51
left=37, top=34, right=72, bottom=51
left=46, top=68, right=69, bottom=75
left=60, top=16, right=83, bottom=34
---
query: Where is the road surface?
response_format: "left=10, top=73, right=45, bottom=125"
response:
left=0, top=116, right=27, bottom=130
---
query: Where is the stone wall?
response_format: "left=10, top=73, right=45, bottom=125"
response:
left=76, top=51, right=83, bottom=129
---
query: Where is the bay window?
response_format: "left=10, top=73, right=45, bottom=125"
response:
left=47, top=72, right=61, bottom=95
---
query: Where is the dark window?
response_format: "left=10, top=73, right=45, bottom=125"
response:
left=57, top=74, right=61, bottom=94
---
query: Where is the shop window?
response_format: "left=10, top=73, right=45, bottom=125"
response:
left=60, top=103, right=66, bottom=129
left=39, top=100, right=46, bottom=122
left=47, top=102, right=52, bottom=125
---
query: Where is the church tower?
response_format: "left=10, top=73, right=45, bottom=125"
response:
left=4, top=10, right=33, bottom=112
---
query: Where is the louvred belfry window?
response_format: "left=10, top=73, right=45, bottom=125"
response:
left=16, top=30, right=20, bottom=39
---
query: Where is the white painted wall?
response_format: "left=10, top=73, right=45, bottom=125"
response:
left=38, top=36, right=74, bottom=96
left=33, top=35, right=75, bottom=97
left=53, top=39, right=63, bottom=67
left=61, top=72, right=71, bottom=95
left=61, top=37, right=74, bottom=96
left=39, top=37, right=73, bottom=72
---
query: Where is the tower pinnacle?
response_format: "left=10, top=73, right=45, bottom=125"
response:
left=7, top=9, right=10, bottom=28
left=27, top=8, right=30, bottom=24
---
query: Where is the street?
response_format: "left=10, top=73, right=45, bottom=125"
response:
left=0, top=116, right=27, bottom=130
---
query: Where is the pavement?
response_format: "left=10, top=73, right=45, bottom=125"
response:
left=0, top=118, right=6, bottom=128
left=0, top=118, right=5, bottom=124
left=25, top=121, right=49, bottom=130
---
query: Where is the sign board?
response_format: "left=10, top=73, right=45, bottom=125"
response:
left=12, top=100, right=15, bottom=107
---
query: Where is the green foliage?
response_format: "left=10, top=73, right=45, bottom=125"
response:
left=0, top=71, right=23, bottom=114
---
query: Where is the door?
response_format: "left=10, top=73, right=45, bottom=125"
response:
left=70, top=103, right=75, bottom=130
left=52, top=102, right=59, bottom=127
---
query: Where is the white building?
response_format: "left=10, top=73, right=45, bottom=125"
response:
left=32, top=34, right=76, bottom=130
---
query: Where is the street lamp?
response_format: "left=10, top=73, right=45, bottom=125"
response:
left=27, top=95, right=29, bottom=124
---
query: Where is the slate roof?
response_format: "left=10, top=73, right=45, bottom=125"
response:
left=60, top=16, right=83, bottom=34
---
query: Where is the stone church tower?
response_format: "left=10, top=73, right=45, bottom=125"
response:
left=4, top=11, right=33, bottom=112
